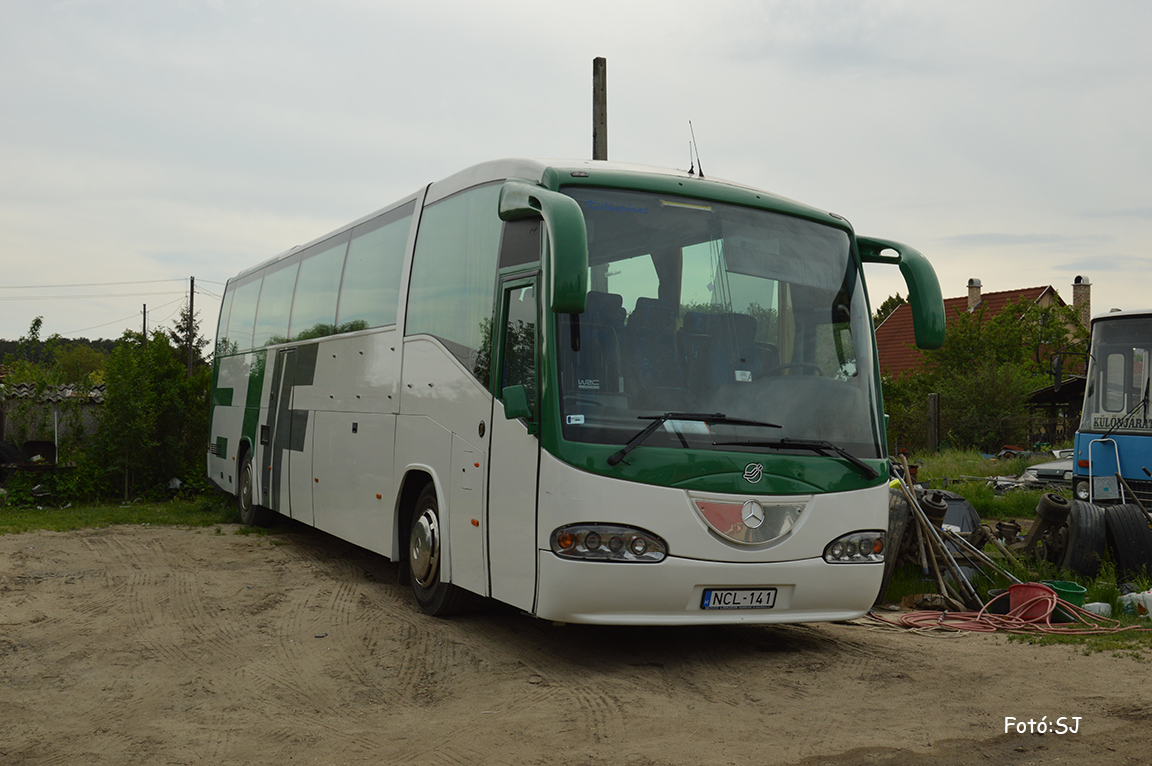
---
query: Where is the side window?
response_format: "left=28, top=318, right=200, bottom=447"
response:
left=337, top=201, right=415, bottom=331
left=224, top=275, right=262, bottom=353
left=1104, top=352, right=1126, bottom=412
left=502, top=283, right=538, bottom=403
left=252, top=261, right=300, bottom=348
left=215, top=287, right=235, bottom=356
left=290, top=236, right=348, bottom=341
left=406, top=183, right=503, bottom=374
left=498, top=219, right=542, bottom=268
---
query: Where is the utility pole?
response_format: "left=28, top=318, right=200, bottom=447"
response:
left=593, top=57, right=607, bottom=161
left=187, top=276, right=195, bottom=375
left=142, top=304, right=147, bottom=345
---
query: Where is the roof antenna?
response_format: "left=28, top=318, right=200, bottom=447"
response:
left=688, top=140, right=695, bottom=176
left=689, top=121, right=704, bottom=179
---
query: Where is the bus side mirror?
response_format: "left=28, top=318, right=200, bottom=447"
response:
left=502, top=385, right=536, bottom=432
left=499, top=180, right=588, bottom=314
left=858, top=237, right=945, bottom=350
left=1053, top=354, right=1063, bottom=393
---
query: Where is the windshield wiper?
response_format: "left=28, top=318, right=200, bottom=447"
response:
left=712, top=437, right=880, bottom=480
left=607, top=412, right=782, bottom=466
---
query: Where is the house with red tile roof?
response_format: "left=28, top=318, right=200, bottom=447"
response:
left=875, top=276, right=1091, bottom=378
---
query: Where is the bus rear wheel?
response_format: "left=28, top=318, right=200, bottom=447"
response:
left=237, top=452, right=274, bottom=527
left=408, top=485, right=469, bottom=616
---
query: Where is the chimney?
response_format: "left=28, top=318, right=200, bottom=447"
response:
left=1073, top=275, right=1091, bottom=327
left=967, top=278, right=982, bottom=312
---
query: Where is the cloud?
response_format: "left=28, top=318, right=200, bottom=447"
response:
left=937, top=233, right=1109, bottom=248
left=1080, top=208, right=1152, bottom=220
left=1054, top=254, right=1152, bottom=273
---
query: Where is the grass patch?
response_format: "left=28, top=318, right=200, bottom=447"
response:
left=937, top=481, right=1055, bottom=520
left=912, top=448, right=1060, bottom=485
left=904, top=448, right=1070, bottom=519
left=0, top=494, right=241, bottom=535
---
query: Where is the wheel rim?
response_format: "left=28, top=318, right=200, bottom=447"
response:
left=239, top=461, right=252, bottom=514
left=410, top=508, right=440, bottom=588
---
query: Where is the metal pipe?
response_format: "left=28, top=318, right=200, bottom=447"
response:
left=942, top=528, right=1023, bottom=585
left=898, top=458, right=982, bottom=609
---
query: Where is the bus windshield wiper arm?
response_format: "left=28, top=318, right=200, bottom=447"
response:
left=712, top=437, right=879, bottom=480
left=1104, top=376, right=1151, bottom=439
left=607, top=412, right=781, bottom=466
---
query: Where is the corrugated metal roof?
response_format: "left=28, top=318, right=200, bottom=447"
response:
left=2, top=382, right=105, bottom=404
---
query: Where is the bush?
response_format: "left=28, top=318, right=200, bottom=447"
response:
left=89, top=331, right=211, bottom=501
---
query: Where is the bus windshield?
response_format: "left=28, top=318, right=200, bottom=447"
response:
left=1080, top=315, right=1152, bottom=435
left=557, top=188, right=883, bottom=458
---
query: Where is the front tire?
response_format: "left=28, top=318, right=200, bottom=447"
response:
left=408, top=485, right=469, bottom=616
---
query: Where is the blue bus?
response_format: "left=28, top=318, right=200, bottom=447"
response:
left=1072, top=309, right=1152, bottom=505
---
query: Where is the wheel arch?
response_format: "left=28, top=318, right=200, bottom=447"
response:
left=235, top=437, right=255, bottom=498
left=393, top=467, right=440, bottom=565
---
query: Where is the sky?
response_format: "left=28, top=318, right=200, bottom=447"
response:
left=2, top=0, right=1151, bottom=344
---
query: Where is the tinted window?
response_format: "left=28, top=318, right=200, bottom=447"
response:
left=406, top=184, right=502, bottom=374
left=498, top=219, right=542, bottom=268
left=290, top=236, right=348, bottom=341
left=215, top=287, right=235, bottom=356
left=502, top=283, right=538, bottom=401
left=337, top=201, right=414, bottom=331
left=224, top=275, right=262, bottom=353
left=252, top=260, right=299, bottom=347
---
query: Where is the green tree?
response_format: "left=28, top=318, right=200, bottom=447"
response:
left=884, top=298, right=1088, bottom=452
left=93, top=330, right=211, bottom=500
left=55, top=344, right=108, bottom=383
left=167, top=300, right=211, bottom=369
left=873, top=293, right=906, bottom=328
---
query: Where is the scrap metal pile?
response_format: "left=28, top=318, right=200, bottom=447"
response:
left=873, top=457, right=1152, bottom=634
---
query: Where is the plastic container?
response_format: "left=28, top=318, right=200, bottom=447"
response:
left=1119, top=591, right=1152, bottom=618
left=985, top=588, right=1010, bottom=615
left=1041, top=580, right=1087, bottom=607
left=1083, top=602, right=1112, bottom=617
left=1009, top=582, right=1056, bottom=620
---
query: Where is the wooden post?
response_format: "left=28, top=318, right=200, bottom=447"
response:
left=592, top=57, right=607, bottom=160
left=187, top=276, right=195, bottom=375
left=927, top=393, right=939, bottom=451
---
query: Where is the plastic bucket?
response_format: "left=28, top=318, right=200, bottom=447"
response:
left=985, top=588, right=1010, bottom=615
left=1009, top=583, right=1056, bottom=620
left=1042, top=580, right=1086, bottom=607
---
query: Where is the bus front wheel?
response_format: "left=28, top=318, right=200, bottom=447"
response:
left=408, top=485, right=469, bottom=616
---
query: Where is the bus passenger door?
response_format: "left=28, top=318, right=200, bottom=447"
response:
left=486, top=278, right=541, bottom=612
left=264, top=346, right=315, bottom=524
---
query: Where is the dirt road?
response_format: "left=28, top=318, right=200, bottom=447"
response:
left=1, top=523, right=1149, bottom=765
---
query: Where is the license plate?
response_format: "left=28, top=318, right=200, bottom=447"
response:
left=701, top=588, right=778, bottom=610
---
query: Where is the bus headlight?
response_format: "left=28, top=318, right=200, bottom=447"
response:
left=551, top=524, right=667, bottom=563
left=823, top=531, right=885, bottom=563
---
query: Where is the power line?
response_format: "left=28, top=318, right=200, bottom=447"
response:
left=0, top=278, right=189, bottom=289
left=61, top=296, right=187, bottom=336
left=0, top=291, right=186, bottom=301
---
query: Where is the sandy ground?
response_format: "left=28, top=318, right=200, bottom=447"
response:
left=1, top=522, right=1150, bottom=766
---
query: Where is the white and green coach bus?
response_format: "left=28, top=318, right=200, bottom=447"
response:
left=208, top=158, right=944, bottom=624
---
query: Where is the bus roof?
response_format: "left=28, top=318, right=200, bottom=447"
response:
left=230, top=158, right=846, bottom=284
left=1091, top=308, right=1152, bottom=325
